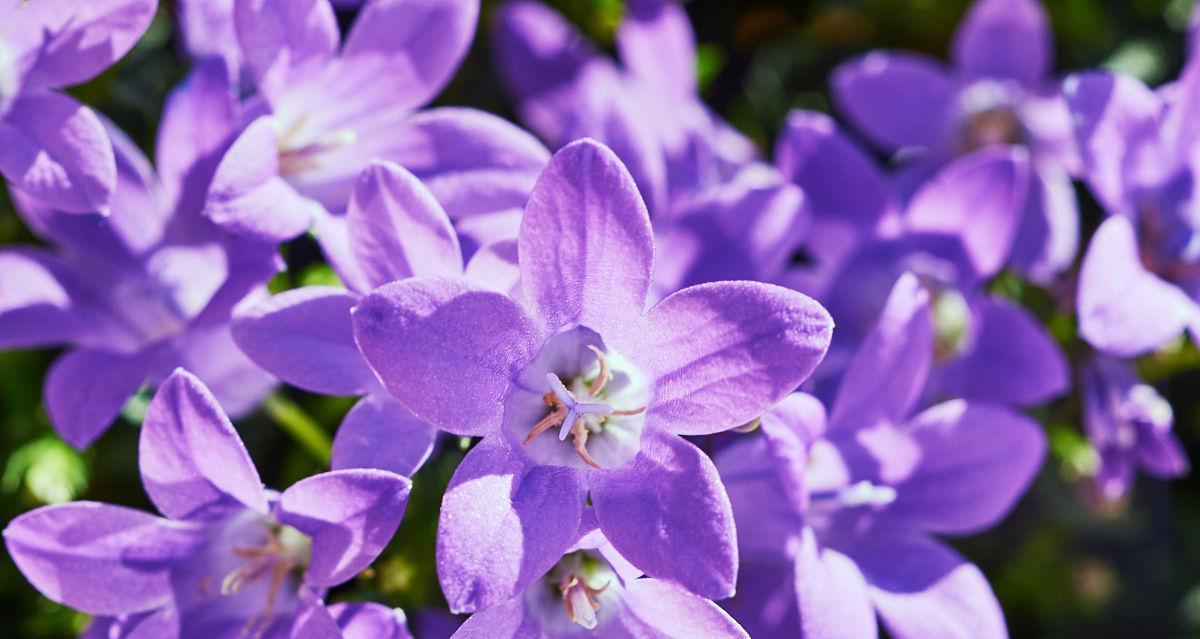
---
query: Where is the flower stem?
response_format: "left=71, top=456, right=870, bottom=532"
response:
left=263, top=394, right=332, bottom=465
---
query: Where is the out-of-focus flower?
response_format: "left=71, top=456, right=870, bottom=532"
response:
left=202, top=0, right=549, bottom=256
left=809, top=147, right=1069, bottom=407
left=1082, top=355, right=1188, bottom=499
left=493, top=0, right=807, bottom=295
left=0, top=0, right=158, bottom=213
left=350, top=139, right=833, bottom=612
left=832, top=0, right=1079, bottom=283
left=1067, top=61, right=1200, bottom=356
left=0, top=61, right=279, bottom=448
left=451, top=516, right=748, bottom=638
left=4, top=370, right=412, bottom=638
left=718, top=274, right=1046, bottom=639
left=232, top=161, right=523, bottom=477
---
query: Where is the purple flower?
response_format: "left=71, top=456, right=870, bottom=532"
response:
left=349, top=139, right=833, bottom=611
left=1067, top=63, right=1200, bottom=356
left=0, top=61, right=279, bottom=449
left=232, top=160, right=523, bottom=477
left=0, top=0, right=157, bottom=212
left=1082, top=355, right=1188, bottom=500
left=493, top=0, right=806, bottom=293
left=812, top=147, right=1069, bottom=407
left=202, top=0, right=549, bottom=250
left=717, top=273, right=1046, bottom=639
left=451, top=515, right=748, bottom=638
left=4, top=370, right=411, bottom=638
left=831, top=0, right=1079, bottom=283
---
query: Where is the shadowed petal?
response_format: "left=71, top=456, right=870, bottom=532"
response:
left=885, top=400, right=1045, bottom=534
left=463, top=239, right=522, bottom=298
left=519, top=139, right=654, bottom=335
left=278, top=468, right=411, bottom=587
left=45, top=348, right=150, bottom=449
left=140, top=369, right=269, bottom=521
left=11, top=0, right=158, bottom=90
left=233, top=0, right=337, bottom=102
left=951, top=0, right=1051, bottom=84
left=331, top=394, right=439, bottom=476
left=346, top=161, right=462, bottom=291
left=233, top=286, right=379, bottom=396
left=1077, top=216, right=1197, bottom=356
left=832, top=51, right=955, bottom=152
left=638, top=281, right=833, bottom=436
left=830, top=273, right=932, bottom=433
left=0, top=92, right=115, bottom=213
left=155, top=58, right=238, bottom=209
left=617, top=0, right=697, bottom=100
left=437, top=438, right=586, bottom=613
left=3, top=502, right=202, bottom=616
left=352, top=276, right=542, bottom=436
left=592, top=433, right=737, bottom=599
left=852, top=534, right=1007, bottom=639
left=0, top=248, right=93, bottom=349
left=451, top=598, right=532, bottom=638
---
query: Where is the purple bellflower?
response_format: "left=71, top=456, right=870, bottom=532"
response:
left=1066, top=61, right=1200, bottom=356
left=492, top=0, right=808, bottom=295
left=717, top=273, right=1046, bottom=639
left=348, top=139, right=834, bottom=612
left=4, top=369, right=412, bottom=639
left=811, top=147, right=1069, bottom=407
left=0, top=61, right=280, bottom=449
left=832, top=0, right=1079, bottom=283
left=202, top=0, right=549, bottom=258
left=1081, top=355, right=1188, bottom=500
left=0, top=0, right=158, bottom=213
left=231, top=160, right=522, bottom=477
left=451, top=514, right=748, bottom=638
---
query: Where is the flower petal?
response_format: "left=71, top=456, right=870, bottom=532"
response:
left=463, top=239, right=522, bottom=298
left=451, top=598, right=532, bottom=638
left=437, top=437, right=586, bottom=613
left=329, top=602, right=414, bottom=639
left=278, top=468, right=411, bottom=587
left=831, top=51, right=955, bottom=152
left=951, top=0, right=1051, bottom=84
left=905, top=147, right=1032, bottom=278
left=155, top=58, right=238, bottom=210
left=338, top=0, right=479, bottom=112
left=885, top=400, right=1045, bottom=534
left=45, top=348, right=150, bottom=449
left=204, top=116, right=321, bottom=242
left=852, top=534, right=1007, bottom=639
left=617, top=0, right=697, bottom=100
left=0, top=91, right=115, bottom=213
left=11, top=0, right=158, bottom=90
left=620, top=578, right=749, bottom=639
left=0, top=247, right=93, bottom=349
left=1077, top=216, right=1197, bottom=356
left=637, top=281, right=833, bottom=436
left=346, top=161, right=463, bottom=291
left=1008, top=161, right=1080, bottom=284
left=3, top=502, right=201, bottom=616
left=139, top=369, right=269, bottom=521
left=1063, top=71, right=1163, bottom=213
left=931, top=297, right=1070, bottom=406
left=232, top=286, right=379, bottom=396
left=233, top=0, right=338, bottom=103
left=352, top=276, right=542, bottom=436
left=592, top=433, right=737, bottom=599
left=331, top=394, right=439, bottom=477
left=794, top=529, right=878, bottom=639
left=519, top=139, right=654, bottom=334
left=829, top=272, right=932, bottom=434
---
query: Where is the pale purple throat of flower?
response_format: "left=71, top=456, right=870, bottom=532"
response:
left=522, top=344, right=646, bottom=469
left=956, top=80, right=1028, bottom=153
left=535, top=551, right=617, bottom=631
left=274, top=116, right=359, bottom=176
left=213, top=509, right=313, bottom=639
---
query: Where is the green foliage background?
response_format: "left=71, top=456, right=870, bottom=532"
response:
left=2, top=1, right=1199, bottom=637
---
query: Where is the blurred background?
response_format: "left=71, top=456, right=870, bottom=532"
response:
left=1, top=0, right=1199, bottom=636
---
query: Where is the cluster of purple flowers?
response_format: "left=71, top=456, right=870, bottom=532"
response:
left=0, top=0, right=1193, bottom=637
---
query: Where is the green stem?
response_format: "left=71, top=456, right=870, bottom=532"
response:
left=263, top=394, right=332, bottom=465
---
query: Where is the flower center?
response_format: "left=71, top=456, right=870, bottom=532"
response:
left=560, top=572, right=609, bottom=630
left=956, top=80, right=1026, bottom=153
left=275, top=117, right=358, bottom=176
left=220, top=523, right=311, bottom=639
left=523, top=345, right=646, bottom=469
left=535, top=551, right=618, bottom=631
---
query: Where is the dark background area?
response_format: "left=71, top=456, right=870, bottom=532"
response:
left=1, top=1, right=1199, bottom=636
